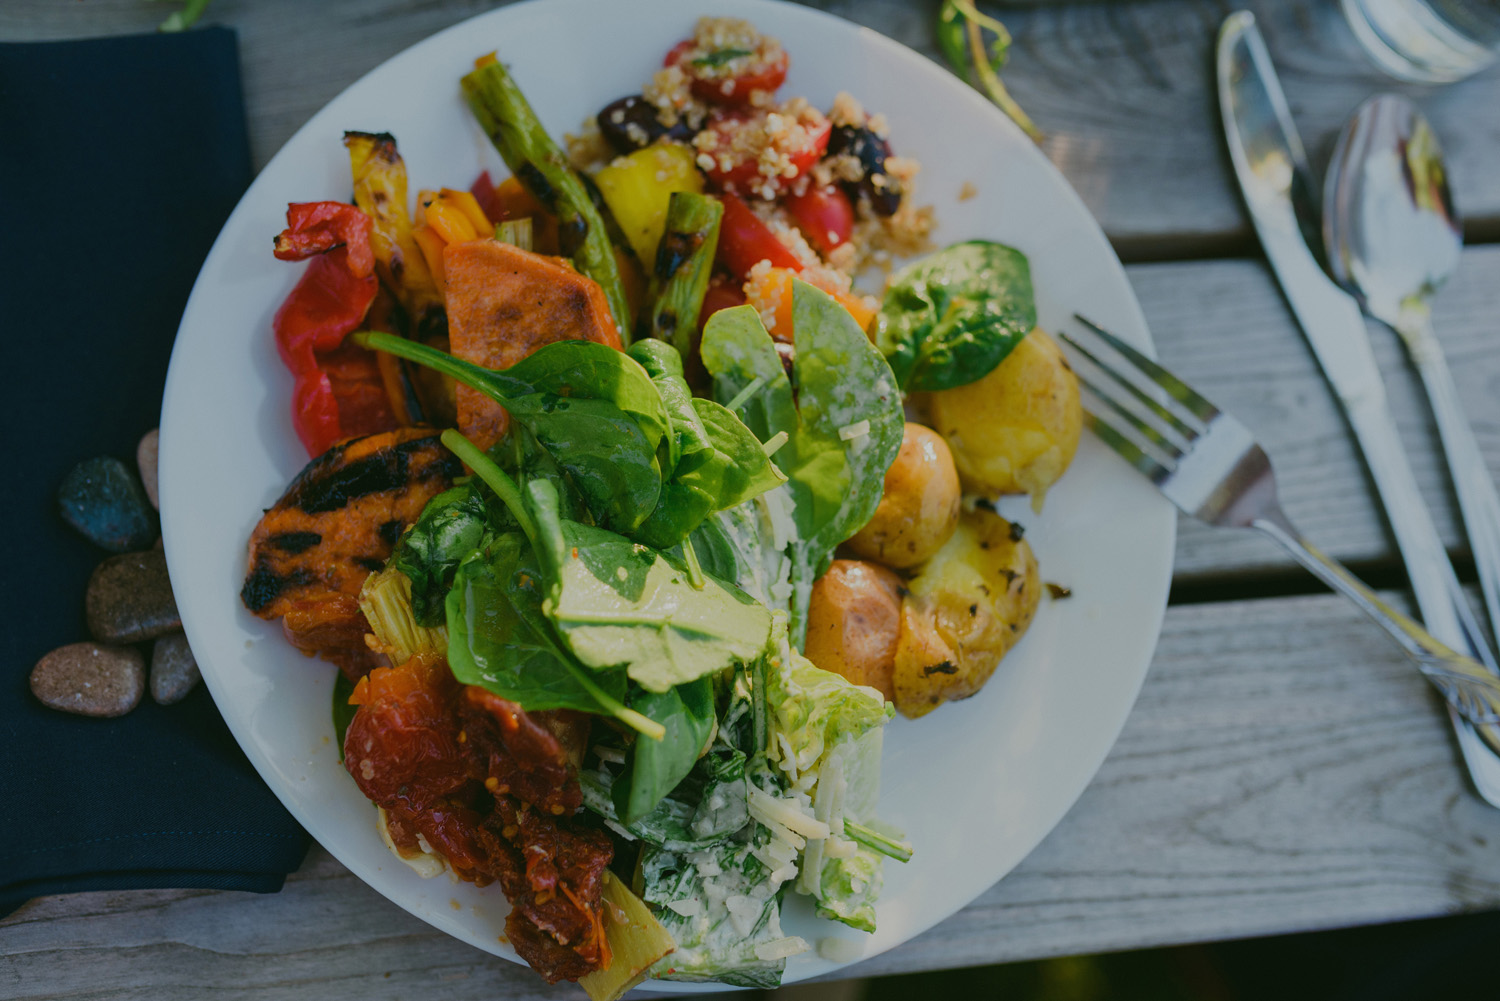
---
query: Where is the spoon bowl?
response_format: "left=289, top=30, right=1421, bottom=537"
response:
left=1323, top=91, right=1500, bottom=728
left=1323, top=93, right=1462, bottom=329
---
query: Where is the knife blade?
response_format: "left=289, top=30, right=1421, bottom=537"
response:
left=1216, top=10, right=1500, bottom=802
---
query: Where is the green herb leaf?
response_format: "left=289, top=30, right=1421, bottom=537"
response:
left=936, top=0, right=1041, bottom=143
left=156, top=0, right=213, bottom=32
left=691, top=47, right=754, bottom=68
left=936, top=0, right=971, bottom=78
left=874, top=240, right=1036, bottom=392
left=528, top=479, right=773, bottom=693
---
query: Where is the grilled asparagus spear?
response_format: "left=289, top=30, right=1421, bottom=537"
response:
left=461, top=57, right=633, bottom=341
left=649, top=192, right=723, bottom=359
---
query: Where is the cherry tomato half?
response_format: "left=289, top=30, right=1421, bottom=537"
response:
left=698, top=113, right=831, bottom=198
left=665, top=38, right=789, bottom=105
left=715, top=192, right=803, bottom=279
left=784, top=184, right=854, bottom=256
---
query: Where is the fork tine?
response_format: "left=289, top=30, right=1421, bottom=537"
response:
left=1060, top=333, right=1201, bottom=445
left=1082, top=412, right=1174, bottom=484
left=1073, top=314, right=1220, bottom=423
left=1074, top=371, right=1187, bottom=460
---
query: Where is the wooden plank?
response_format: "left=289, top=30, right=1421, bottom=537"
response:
left=845, top=589, right=1500, bottom=978
left=6, top=590, right=1499, bottom=996
left=1129, top=243, right=1500, bottom=586
left=5, top=0, right=1498, bottom=256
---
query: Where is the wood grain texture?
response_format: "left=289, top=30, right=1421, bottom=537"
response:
left=6, top=591, right=1500, bottom=997
left=4, top=0, right=1498, bottom=257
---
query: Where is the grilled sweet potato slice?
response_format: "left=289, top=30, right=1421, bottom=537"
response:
left=444, top=240, right=622, bottom=450
left=241, top=427, right=461, bottom=676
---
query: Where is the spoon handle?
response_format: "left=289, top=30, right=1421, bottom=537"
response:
left=1397, top=302, right=1500, bottom=649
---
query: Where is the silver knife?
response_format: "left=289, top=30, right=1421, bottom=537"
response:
left=1216, top=10, right=1500, bottom=805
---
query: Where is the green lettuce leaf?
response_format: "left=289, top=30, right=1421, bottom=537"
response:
left=700, top=284, right=903, bottom=646
left=528, top=479, right=772, bottom=693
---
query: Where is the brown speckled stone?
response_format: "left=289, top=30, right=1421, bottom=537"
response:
left=137, top=428, right=160, bottom=510
left=86, top=549, right=180, bottom=644
left=31, top=642, right=145, bottom=717
left=150, top=633, right=200, bottom=705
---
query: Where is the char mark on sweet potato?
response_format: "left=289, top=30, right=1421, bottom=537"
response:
left=241, top=427, right=460, bottom=673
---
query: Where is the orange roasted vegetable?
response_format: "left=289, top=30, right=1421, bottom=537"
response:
left=443, top=240, right=623, bottom=450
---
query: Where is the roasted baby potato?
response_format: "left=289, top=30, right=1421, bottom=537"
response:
left=919, top=328, right=1081, bottom=508
left=892, top=507, right=1039, bottom=718
left=803, top=559, right=904, bottom=701
left=846, top=422, right=961, bottom=569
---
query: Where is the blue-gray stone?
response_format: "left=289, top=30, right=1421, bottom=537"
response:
left=58, top=456, right=156, bottom=552
left=86, top=549, right=180, bottom=644
left=150, top=633, right=200, bottom=705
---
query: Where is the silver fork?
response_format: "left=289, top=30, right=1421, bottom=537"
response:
left=1060, top=315, right=1500, bottom=741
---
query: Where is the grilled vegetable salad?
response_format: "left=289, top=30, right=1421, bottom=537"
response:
left=241, top=15, right=1082, bottom=996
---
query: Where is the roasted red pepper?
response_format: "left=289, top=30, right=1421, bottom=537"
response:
left=271, top=201, right=396, bottom=456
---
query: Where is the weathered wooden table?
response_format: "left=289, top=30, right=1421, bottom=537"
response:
left=6, top=1, right=1500, bottom=997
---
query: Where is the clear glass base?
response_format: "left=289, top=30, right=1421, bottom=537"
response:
left=1342, top=0, right=1500, bottom=82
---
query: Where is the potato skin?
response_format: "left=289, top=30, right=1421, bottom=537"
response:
left=919, top=328, right=1081, bottom=506
left=846, top=422, right=962, bottom=569
left=803, top=560, right=904, bottom=701
left=892, top=507, right=1039, bottom=718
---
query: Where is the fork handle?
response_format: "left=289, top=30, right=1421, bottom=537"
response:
left=1250, top=509, right=1500, bottom=735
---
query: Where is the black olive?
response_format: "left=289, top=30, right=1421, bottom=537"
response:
left=826, top=124, right=903, bottom=217
left=597, top=95, right=694, bottom=154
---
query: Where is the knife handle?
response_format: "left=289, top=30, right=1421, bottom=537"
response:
left=1345, top=396, right=1488, bottom=656
left=1345, top=394, right=1500, bottom=797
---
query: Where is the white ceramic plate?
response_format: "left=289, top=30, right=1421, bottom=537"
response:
left=160, top=0, right=1175, bottom=987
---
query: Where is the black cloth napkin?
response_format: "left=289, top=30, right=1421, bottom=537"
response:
left=0, top=27, right=309, bottom=918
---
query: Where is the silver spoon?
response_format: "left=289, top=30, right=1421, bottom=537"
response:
left=1324, top=93, right=1500, bottom=645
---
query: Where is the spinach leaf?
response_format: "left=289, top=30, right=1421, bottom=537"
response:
left=626, top=339, right=695, bottom=471
left=445, top=534, right=627, bottom=713
left=627, top=340, right=785, bottom=550
left=527, top=479, right=772, bottom=693
left=700, top=305, right=797, bottom=446
left=701, top=285, right=903, bottom=645
left=391, top=482, right=495, bottom=626
left=680, top=515, right=745, bottom=586
left=354, top=333, right=667, bottom=533
left=873, top=240, right=1035, bottom=392
left=613, top=677, right=716, bottom=825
